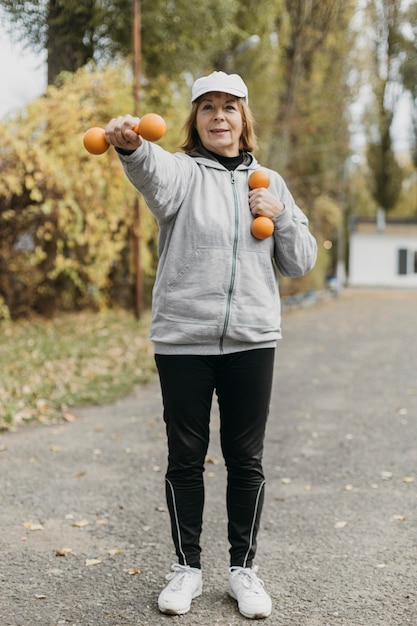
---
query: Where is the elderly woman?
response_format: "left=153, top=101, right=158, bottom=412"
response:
left=105, top=71, right=317, bottom=620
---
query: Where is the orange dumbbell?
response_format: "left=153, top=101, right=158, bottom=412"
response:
left=248, top=170, right=274, bottom=240
left=83, top=113, right=167, bottom=155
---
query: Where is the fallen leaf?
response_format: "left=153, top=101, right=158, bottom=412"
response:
left=343, top=484, right=353, bottom=491
left=124, top=568, right=141, bottom=575
left=35, top=595, right=46, bottom=599
left=392, top=514, right=406, bottom=521
left=23, top=521, right=44, bottom=531
left=108, top=549, right=123, bottom=555
left=380, top=471, right=393, bottom=480
left=403, top=476, right=414, bottom=483
left=86, top=558, right=102, bottom=566
left=334, top=521, right=348, bottom=529
left=74, top=471, right=86, bottom=478
left=72, top=519, right=89, bottom=528
left=96, top=519, right=109, bottom=526
left=206, top=455, right=220, bottom=465
left=281, top=477, right=292, bottom=485
left=63, top=412, right=77, bottom=422
left=55, top=548, right=72, bottom=557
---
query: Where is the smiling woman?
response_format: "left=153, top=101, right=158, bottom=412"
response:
left=195, top=92, right=244, bottom=157
left=102, top=70, right=317, bottom=620
left=0, top=26, right=46, bottom=119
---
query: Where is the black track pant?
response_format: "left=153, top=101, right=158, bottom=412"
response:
left=155, top=348, right=275, bottom=569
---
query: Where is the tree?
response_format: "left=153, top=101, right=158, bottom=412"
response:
left=364, top=0, right=404, bottom=214
left=0, top=64, right=145, bottom=318
left=0, top=0, right=274, bottom=86
left=399, top=1, right=417, bottom=169
left=1, top=0, right=98, bottom=84
left=269, top=0, right=355, bottom=174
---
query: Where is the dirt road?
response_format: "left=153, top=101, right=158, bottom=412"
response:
left=1, top=289, right=416, bottom=625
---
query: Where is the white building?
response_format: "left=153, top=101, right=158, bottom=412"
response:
left=348, top=212, right=417, bottom=288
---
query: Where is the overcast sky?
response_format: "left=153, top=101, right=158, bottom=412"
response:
left=0, top=26, right=47, bottom=119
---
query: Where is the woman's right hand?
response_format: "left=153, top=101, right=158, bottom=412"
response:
left=105, top=115, right=143, bottom=151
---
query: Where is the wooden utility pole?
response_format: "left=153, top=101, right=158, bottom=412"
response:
left=132, top=0, right=142, bottom=318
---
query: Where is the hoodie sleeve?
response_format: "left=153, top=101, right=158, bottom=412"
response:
left=117, top=141, right=194, bottom=223
left=269, top=172, right=318, bottom=277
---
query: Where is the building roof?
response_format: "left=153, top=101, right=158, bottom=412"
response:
left=350, top=215, right=417, bottom=235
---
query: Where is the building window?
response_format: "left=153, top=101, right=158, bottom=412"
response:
left=398, top=249, right=408, bottom=275
left=398, top=248, right=417, bottom=275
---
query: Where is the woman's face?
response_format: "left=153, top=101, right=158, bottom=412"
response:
left=195, top=91, right=243, bottom=157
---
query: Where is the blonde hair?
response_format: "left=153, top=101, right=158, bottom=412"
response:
left=180, top=97, right=258, bottom=153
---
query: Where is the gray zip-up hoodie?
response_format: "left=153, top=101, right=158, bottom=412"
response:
left=118, top=141, right=317, bottom=355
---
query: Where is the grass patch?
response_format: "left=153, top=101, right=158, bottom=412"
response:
left=0, top=309, right=156, bottom=430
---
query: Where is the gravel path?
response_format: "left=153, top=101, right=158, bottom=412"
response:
left=1, top=288, right=416, bottom=625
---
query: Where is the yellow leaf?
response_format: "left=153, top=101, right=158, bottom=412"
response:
left=72, top=519, right=89, bottom=528
left=86, top=558, right=102, bottom=566
left=23, top=521, right=44, bottom=531
left=124, top=568, right=141, bottom=575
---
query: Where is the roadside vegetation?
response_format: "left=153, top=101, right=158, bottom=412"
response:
left=0, top=309, right=155, bottom=431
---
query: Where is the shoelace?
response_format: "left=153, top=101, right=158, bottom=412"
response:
left=230, top=566, right=266, bottom=592
left=165, top=564, right=196, bottom=590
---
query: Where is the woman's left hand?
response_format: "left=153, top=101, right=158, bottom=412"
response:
left=248, top=188, right=285, bottom=219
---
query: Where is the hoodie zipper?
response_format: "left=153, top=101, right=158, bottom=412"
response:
left=219, top=171, right=239, bottom=353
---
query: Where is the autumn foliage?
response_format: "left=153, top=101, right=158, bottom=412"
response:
left=0, top=64, right=168, bottom=319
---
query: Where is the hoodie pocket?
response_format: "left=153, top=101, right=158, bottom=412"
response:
left=229, top=249, right=280, bottom=335
left=165, top=246, right=232, bottom=327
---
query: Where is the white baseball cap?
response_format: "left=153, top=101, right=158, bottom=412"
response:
left=191, top=71, right=248, bottom=103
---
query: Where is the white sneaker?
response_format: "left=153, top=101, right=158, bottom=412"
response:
left=158, top=563, right=202, bottom=615
left=228, top=566, right=272, bottom=619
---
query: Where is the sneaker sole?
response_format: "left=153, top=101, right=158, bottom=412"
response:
left=228, top=589, right=272, bottom=619
left=158, top=585, right=202, bottom=615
